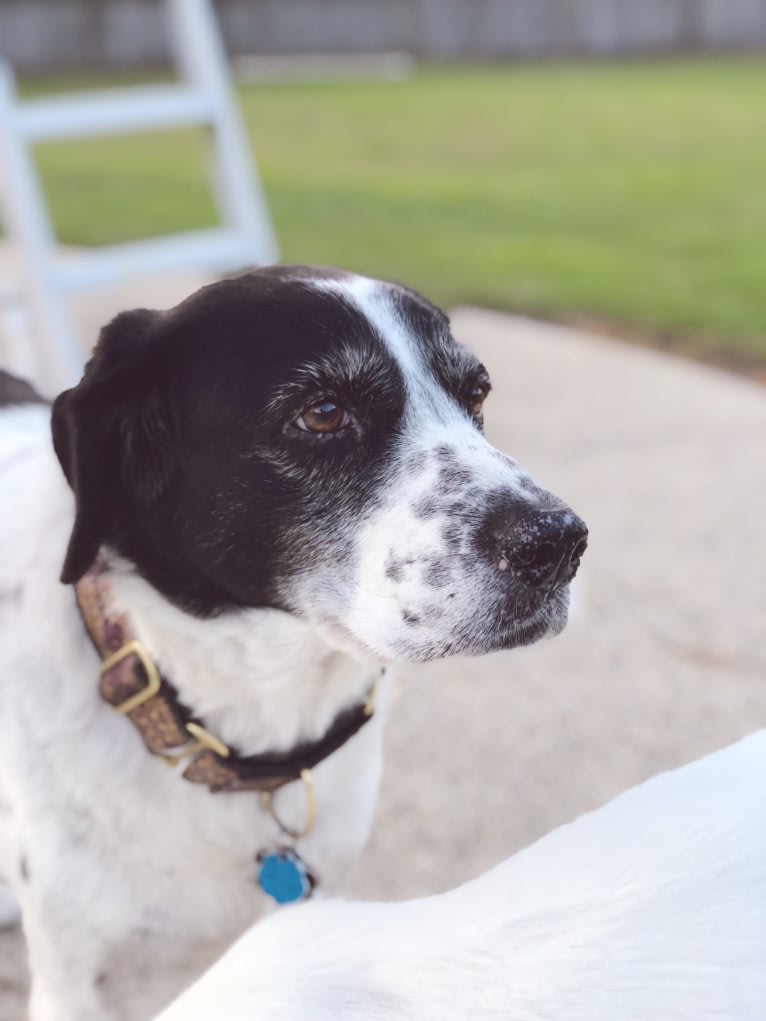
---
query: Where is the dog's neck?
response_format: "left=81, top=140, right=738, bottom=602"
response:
left=101, top=558, right=380, bottom=758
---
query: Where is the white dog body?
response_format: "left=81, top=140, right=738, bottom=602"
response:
left=160, top=730, right=766, bottom=1021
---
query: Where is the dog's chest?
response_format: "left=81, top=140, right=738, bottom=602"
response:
left=9, top=662, right=388, bottom=921
left=5, top=668, right=387, bottom=1016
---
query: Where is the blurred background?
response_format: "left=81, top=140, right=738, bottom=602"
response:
left=1, top=2, right=766, bottom=1014
left=1, top=0, right=766, bottom=374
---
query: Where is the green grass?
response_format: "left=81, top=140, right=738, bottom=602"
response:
left=17, top=61, right=766, bottom=367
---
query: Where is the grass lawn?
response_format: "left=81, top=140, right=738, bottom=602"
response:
left=16, top=60, right=766, bottom=368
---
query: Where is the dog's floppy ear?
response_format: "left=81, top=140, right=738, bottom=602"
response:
left=52, top=307, right=173, bottom=584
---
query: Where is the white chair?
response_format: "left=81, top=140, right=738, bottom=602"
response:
left=0, top=0, right=278, bottom=394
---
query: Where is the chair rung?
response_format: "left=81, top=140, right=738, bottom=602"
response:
left=18, top=84, right=216, bottom=142
left=54, top=229, right=263, bottom=291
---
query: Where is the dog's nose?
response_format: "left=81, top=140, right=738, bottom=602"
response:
left=499, top=510, right=588, bottom=591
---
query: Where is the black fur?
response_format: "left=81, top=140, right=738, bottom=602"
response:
left=52, top=267, right=459, bottom=616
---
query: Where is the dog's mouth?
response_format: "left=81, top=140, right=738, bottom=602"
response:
left=492, top=585, right=570, bottom=649
left=421, top=583, right=571, bottom=661
left=313, top=583, right=571, bottom=665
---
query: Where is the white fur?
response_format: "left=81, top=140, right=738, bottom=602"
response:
left=0, top=401, right=391, bottom=1021
left=159, top=730, right=766, bottom=1021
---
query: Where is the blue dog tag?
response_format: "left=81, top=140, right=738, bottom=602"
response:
left=257, top=849, right=314, bottom=905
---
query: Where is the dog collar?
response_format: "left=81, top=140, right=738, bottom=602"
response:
left=74, top=562, right=379, bottom=795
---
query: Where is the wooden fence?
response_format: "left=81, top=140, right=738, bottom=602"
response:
left=1, top=0, right=766, bottom=70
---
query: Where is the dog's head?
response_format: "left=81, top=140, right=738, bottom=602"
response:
left=52, top=266, right=586, bottom=663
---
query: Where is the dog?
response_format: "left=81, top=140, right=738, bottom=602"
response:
left=158, top=729, right=766, bottom=1021
left=0, top=266, right=587, bottom=1021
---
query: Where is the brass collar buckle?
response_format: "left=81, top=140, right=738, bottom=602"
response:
left=100, top=640, right=232, bottom=767
left=100, top=640, right=161, bottom=715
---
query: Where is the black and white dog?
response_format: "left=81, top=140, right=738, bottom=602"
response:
left=0, top=266, right=586, bottom=1021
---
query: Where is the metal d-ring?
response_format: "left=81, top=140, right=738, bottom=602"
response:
left=261, top=768, right=316, bottom=840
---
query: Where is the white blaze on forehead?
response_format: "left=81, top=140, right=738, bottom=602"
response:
left=307, top=271, right=536, bottom=491
left=308, top=273, right=457, bottom=423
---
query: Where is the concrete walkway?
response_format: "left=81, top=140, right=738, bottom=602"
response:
left=2, top=286, right=765, bottom=1013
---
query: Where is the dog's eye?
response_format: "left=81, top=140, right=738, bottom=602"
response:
left=469, top=383, right=490, bottom=417
left=294, top=401, right=351, bottom=434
